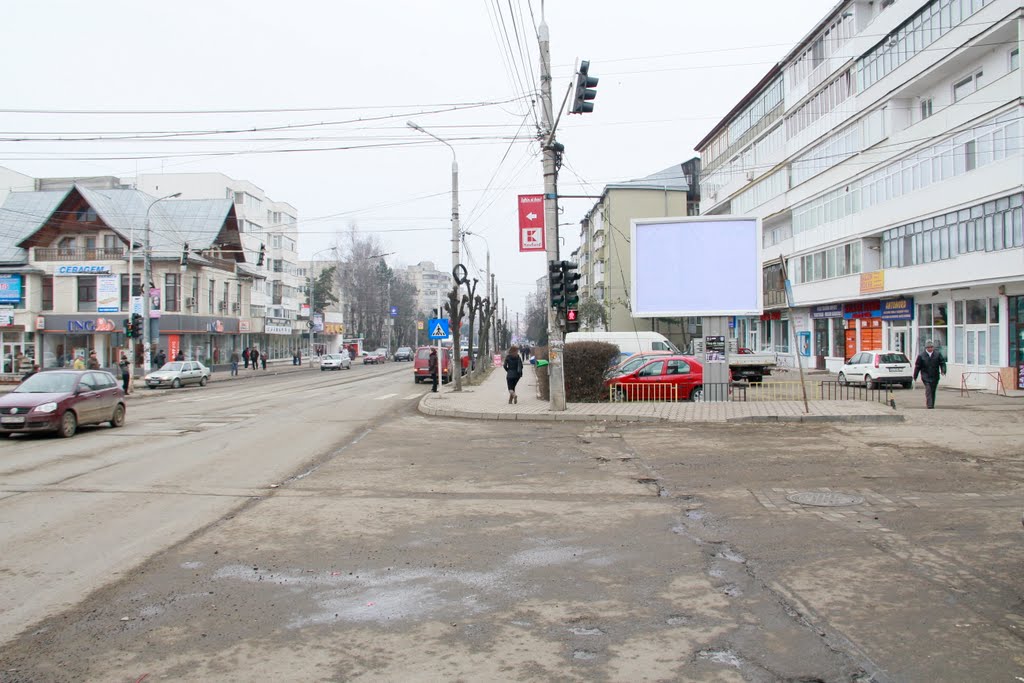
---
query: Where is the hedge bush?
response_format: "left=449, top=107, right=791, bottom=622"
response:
left=564, top=341, right=620, bottom=402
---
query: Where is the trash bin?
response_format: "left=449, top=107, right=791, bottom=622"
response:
left=535, top=359, right=549, bottom=401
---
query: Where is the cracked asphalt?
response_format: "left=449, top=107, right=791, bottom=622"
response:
left=1, top=369, right=1022, bottom=681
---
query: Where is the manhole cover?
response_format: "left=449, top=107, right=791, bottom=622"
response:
left=786, top=492, right=864, bottom=507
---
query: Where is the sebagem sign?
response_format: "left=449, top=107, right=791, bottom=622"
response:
left=55, top=265, right=110, bottom=275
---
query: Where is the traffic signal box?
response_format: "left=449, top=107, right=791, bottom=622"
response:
left=571, top=60, right=599, bottom=114
left=549, top=260, right=582, bottom=329
left=123, top=318, right=133, bottom=338
left=131, top=313, right=143, bottom=339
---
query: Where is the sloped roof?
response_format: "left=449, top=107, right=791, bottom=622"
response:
left=0, top=190, right=69, bottom=264
left=607, top=164, right=691, bottom=192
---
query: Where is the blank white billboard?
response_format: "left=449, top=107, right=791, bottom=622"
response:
left=631, top=216, right=762, bottom=317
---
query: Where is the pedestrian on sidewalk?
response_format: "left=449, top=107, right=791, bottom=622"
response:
left=428, top=347, right=439, bottom=392
left=87, top=350, right=100, bottom=370
left=250, top=347, right=260, bottom=371
left=913, top=339, right=946, bottom=409
left=118, top=353, right=130, bottom=393
left=230, top=349, right=240, bottom=376
left=261, top=351, right=268, bottom=370
left=242, top=347, right=250, bottom=369
left=175, top=349, right=184, bottom=361
left=154, top=349, right=166, bottom=368
left=503, top=344, right=523, bottom=404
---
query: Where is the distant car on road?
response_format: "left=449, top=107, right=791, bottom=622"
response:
left=363, top=349, right=387, bottom=365
left=319, top=353, right=352, bottom=371
left=0, top=370, right=126, bottom=438
left=838, top=350, right=913, bottom=389
left=145, top=361, right=211, bottom=389
left=393, top=346, right=414, bottom=362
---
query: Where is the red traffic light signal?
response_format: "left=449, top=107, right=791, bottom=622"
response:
left=566, top=309, right=578, bottom=322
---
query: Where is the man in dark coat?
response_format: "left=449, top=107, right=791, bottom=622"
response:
left=154, top=349, right=166, bottom=368
left=913, top=339, right=947, bottom=409
left=428, top=348, right=439, bottom=392
left=250, top=347, right=260, bottom=371
left=242, top=347, right=250, bottom=369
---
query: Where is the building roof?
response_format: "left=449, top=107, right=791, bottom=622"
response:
left=0, top=190, right=68, bottom=264
left=606, top=164, right=692, bottom=192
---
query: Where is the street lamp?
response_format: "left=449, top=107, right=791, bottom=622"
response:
left=138, top=191, right=180, bottom=378
left=407, top=121, right=459, bottom=273
left=308, top=246, right=338, bottom=363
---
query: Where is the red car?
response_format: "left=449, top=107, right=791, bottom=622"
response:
left=0, top=370, right=126, bottom=438
left=412, top=346, right=469, bottom=384
left=605, top=355, right=721, bottom=402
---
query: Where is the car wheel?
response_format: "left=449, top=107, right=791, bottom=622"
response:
left=171, top=378, right=181, bottom=389
left=320, top=367, right=325, bottom=372
left=59, top=411, right=77, bottom=438
left=691, top=386, right=704, bottom=402
left=837, top=372, right=848, bottom=386
left=109, top=403, right=125, bottom=428
left=864, top=374, right=876, bottom=390
left=200, top=376, right=208, bottom=387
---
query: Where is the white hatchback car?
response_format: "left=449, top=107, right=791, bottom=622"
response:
left=319, top=353, right=352, bottom=371
left=837, top=350, right=913, bottom=389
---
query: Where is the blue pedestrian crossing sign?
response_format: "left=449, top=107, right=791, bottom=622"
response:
left=428, top=318, right=449, bottom=339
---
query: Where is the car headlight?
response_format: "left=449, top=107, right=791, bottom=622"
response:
left=33, top=402, right=58, bottom=414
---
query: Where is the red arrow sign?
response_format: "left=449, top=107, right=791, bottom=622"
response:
left=518, top=195, right=545, bottom=252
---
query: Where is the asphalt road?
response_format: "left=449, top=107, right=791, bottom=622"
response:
left=1, top=370, right=1022, bottom=681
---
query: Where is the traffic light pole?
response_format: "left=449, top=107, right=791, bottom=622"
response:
left=539, top=19, right=567, bottom=411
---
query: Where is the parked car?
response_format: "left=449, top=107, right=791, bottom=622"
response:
left=605, top=355, right=718, bottom=402
left=837, top=350, right=913, bottom=389
left=393, top=346, right=414, bottom=362
left=604, top=350, right=674, bottom=379
left=145, top=360, right=211, bottom=389
left=412, top=346, right=469, bottom=383
left=0, top=370, right=126, bottom=438
left=363, top=349, right=387, bottom=365
left=319, top=353, right=352, bottom=371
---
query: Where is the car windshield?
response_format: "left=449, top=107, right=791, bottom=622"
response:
left=324, top=354, right=340, bottom=360
left=14, top=372, right=77, bottom=394
left=160, top=362, right=185, bottom=372
left=880, top=353, right=910, bottom=364
left=417, top=348, right=431, bottom=359
left=610, top=355, right=658, bottom=376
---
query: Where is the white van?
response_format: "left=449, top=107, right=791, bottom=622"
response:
left=564, top=331, right=680, bottom=356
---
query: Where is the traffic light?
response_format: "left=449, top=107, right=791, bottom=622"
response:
left=123, top=318, right=133, bottom=338
left=566, top=307, right=580, bottom=333
left=257, top=243, right=266, bottom=267
left=562, top=261, right=581, bottom=309
left=571, top=60, right=599, bottom=114
left=548, top=260, right=565, bottom=308
left=180, top=242, right=190, bottom=268
left=131, top=313, right=143, bottom=339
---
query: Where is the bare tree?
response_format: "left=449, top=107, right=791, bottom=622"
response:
left=444, top=284, right=468, bottom=391
left=476, top=296, right=493, bottom=377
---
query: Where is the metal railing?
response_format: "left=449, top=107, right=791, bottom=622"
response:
left=33, top=247, right=125, bottom=261
left=607, top=380, right=889, bottom=404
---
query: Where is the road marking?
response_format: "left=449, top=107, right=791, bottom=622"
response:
left=404, top=393, right=422, bottom=400
left=374, top=393, right=398, bottom=400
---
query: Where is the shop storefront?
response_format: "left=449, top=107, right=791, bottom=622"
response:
left=155, top=314, right=242, bottom=366
left=1009, top=296, right=1024, bottom=390
left=247, top=317, right=297, bottom=360
left=37, top=314, right=130, bottom=369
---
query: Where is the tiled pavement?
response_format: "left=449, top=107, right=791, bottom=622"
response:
left=418, top=363, right=905, bottom=424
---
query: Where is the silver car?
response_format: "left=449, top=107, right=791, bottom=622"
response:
left=145, top=361, right=211, bottom=389
left=319, top=353, right=352, bottom=371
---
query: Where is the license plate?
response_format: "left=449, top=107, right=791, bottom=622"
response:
left=1, top=416, right=24, bottom=424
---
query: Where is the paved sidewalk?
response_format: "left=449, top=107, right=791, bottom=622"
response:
left=418, top=364, right=906, bottom=424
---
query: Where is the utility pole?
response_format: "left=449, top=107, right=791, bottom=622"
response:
left=491, top=274, right=497, bottom=353
left=539, top=19, right=567, bottom=410
left=142, top=192, right=180, bottom=375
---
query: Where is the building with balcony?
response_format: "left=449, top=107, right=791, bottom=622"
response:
left=130, top=172, right=306, bottom=359
left=695, top=0, right=1023, bottom=390
left=404, top=261, right=449, bottom=318
left=0, top=184, right=251, bottom=373
left=573, top=161, right=697, bottom=347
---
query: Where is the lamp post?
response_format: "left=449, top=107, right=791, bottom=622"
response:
left=139, top=192, right=180, bottom=378
left=407, top=121, right=459, bottom=273
left=308, top=247, right=338, bottom=363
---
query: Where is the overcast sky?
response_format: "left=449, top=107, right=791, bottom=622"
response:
left=0, top=0, right=836, bottom=321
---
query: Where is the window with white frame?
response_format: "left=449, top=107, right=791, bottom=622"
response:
left=786, top=12, right=855, bottom=86
left=785, top=69, right=853, bottom=138
left=1012, top=48, right=1020, bottom=71
left=920, top=98, right=934, bottom=120
left=790, top=108, right=886, bottom=187
left=953, top=298, right=999, bottom=366
left=789, top=241, right=862, bottom=285
left=953, top=70, right=983, bottom=102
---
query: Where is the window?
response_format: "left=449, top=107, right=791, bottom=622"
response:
left=223, top=282, right=230, bottom=310
left=77, top=276, right=97, bottom=312
left=1011, top=48, right=1019, bottom=71
left=234, top=192, right=244, bottom=204
left=208, top=279, right=215, bottom=314
left=272, top=259, right=283, bottom=273
left=237, top=283, right=243, bottom=315
left=955, top=297, right=1000, bottom=366
left=953, top=70, right=982, bottom=102
left=165, top=273, right=180, bottom=312
left=119, top=274, right=141, bottom=311
left=639, top=361, right=665, bottom=377
left=191, top=276, right=199, bottom=309
left=76, top=208, right=97, bottom=222
left=41, top=276, right=53, bottom=311
left=103, top=234, right=119, bottom=250
left=666, top=359, right=691, bottom=375
left=918, top=302, right=948, bottom=356
left=920, top=98, right=933, bottom=120
left=58, top=236, right=76, bottom=252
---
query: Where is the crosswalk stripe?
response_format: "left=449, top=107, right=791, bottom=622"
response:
left=403, top=393, right=422, bottom=400
left=374, top=393, right=398, bottom=400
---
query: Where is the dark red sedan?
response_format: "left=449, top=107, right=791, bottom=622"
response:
left=0, top=370, right=126, bottom=438
left=605, top=355, right=720, bottom=402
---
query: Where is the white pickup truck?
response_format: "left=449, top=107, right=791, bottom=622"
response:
left=687, top=339, right=775, bottom=384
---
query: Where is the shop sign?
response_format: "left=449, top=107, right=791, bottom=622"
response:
left=323, top=323, right=344, bottom=335
left=879, top=297, right=914, bottom=321
left=0, top=310, right=12, bottom=326
left=239, top=320, right=251, bottom=333
left=810, top=304, right=843, bottom=319
left=759, top=311, right=781, bottom=321
left=843, top=300, right=881, bottom=319
left=35, top=316, right=45, bottom=330
left=55, top=265, right=110, bottom=275
left=312, top=314, right=324, bottom=332
left=148, top=287, right=161, bottom=318
left=206, top=319, right=225, bottom=333
left=66, top=317, right=117, bottom=333
left=97, top=274, right=120, bottom=313
left=0, top=274, right=22, bottom=304
left=265, top=317, right=293, bottom=335
left=859, top=270, right=885, bottom=294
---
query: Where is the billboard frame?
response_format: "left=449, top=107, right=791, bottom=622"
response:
left=630, top=214, right=763, bottom=318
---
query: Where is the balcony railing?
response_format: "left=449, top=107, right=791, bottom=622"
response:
left=33, top=247, right=125, bottom=261
left=764, top=289, right=787, bottom=308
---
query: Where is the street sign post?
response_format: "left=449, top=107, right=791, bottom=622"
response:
left=389, top=305, right=399, bottom=318
left=518, top=194, right=545, bottom=252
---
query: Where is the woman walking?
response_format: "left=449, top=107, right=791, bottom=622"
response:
left=503, top=344, right=523, bottom=404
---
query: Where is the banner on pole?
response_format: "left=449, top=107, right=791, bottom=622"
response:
left=517, top=194, right=545, bottom=252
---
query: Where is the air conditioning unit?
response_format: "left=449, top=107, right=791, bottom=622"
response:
left=745, top=170, right=755, bottom=182
left=185, top=297, right=194, bottom=308
left=231, top=302, right=240, bottom=312
left=218, top=301, right=226, bottom=311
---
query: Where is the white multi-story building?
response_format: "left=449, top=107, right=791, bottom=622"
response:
left=403, top=261, right=449, bottom=317
left=695, top=0, right=1023, bottom=390
left=131, top=173, right=306, bottom=358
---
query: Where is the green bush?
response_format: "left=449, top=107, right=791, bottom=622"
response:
left=564, top=341, right=620, bottom=402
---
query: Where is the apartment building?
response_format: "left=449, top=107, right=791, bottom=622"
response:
left=404, top=261, right=449, bottom=317
left=574, top=162, right=698, bottom=345
left=131, top=173, right=306, bottom=359
left=695, top=0, right=1023, bottom=390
